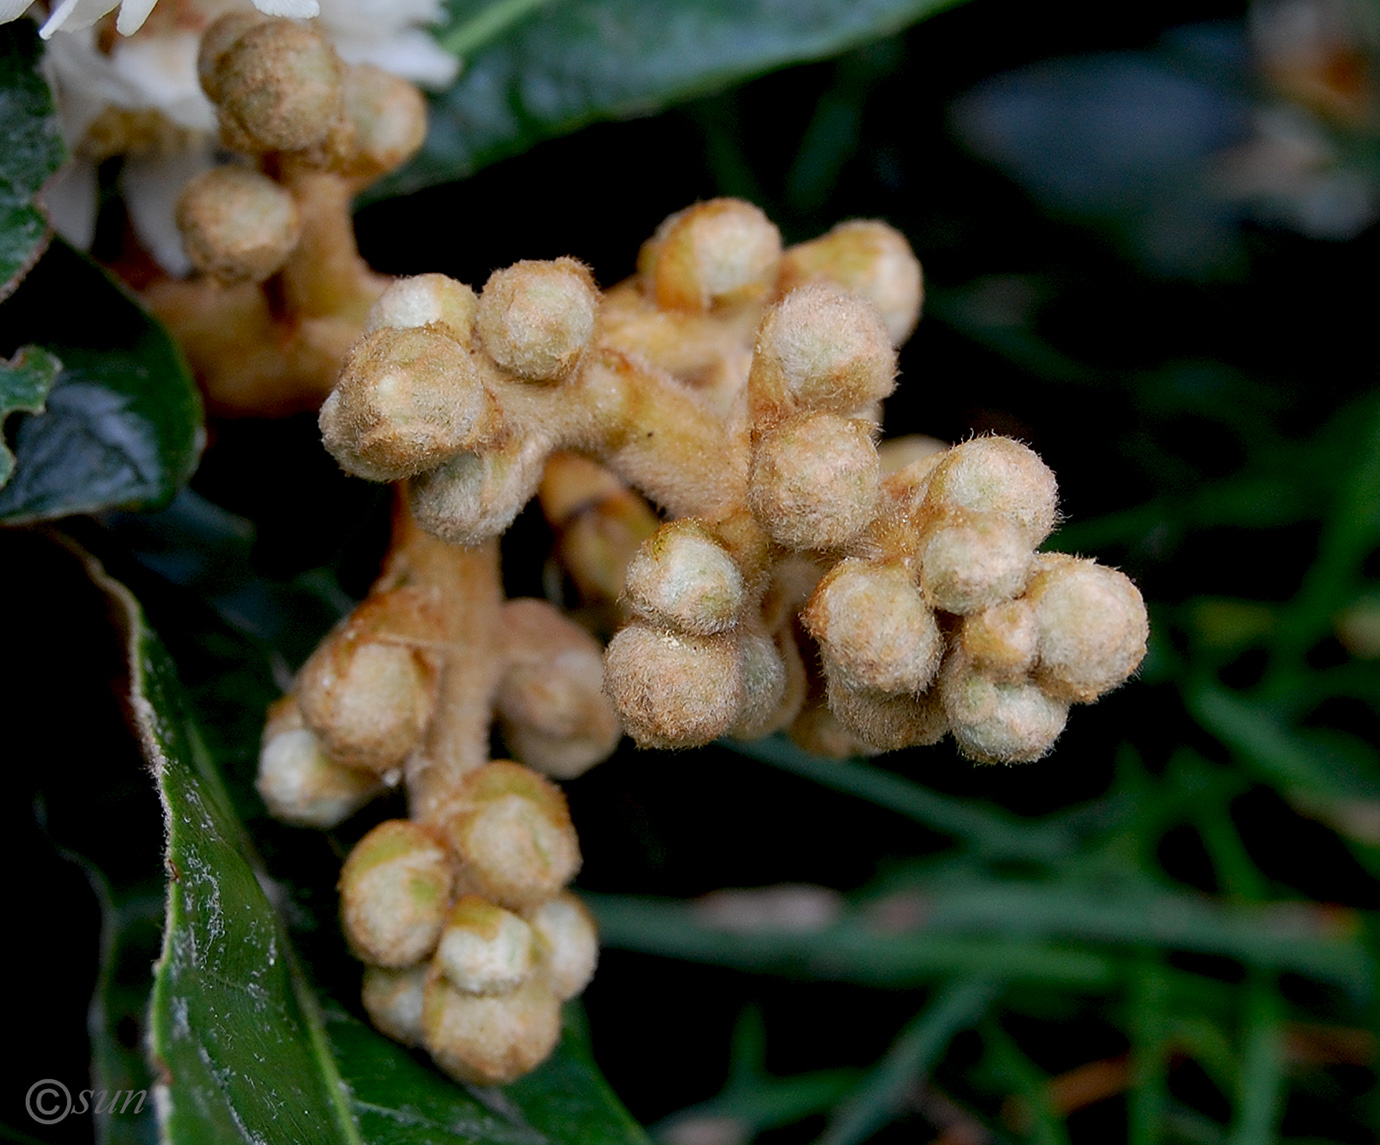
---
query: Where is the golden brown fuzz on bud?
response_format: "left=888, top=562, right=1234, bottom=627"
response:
left=922, top=436, right=1059, bottom=544
left=725, top=626, right=794, bottom=740
left=940, top=652, right=1069, bottom=764
left=828, top=678, right=949, bottom=752
left=361, top=964, right=428, bottom=1047
left=960, top=598, right=1039, bottom=682
left=476, top=259, right=598, bottom=381
left=528, top=892, right=599, bottom=1001
left=442, top=762, right=581, bottom=910
left=337, top=63, right=428, bottom=180
left=435, top=896, right=536, bottom=995
left=339, top=820, right=455, bottom=967
left=176, top=165, right=301, bottom=285
left=919, top=512, right=1035, bottom=615
left=778, top=219, right=925, bottom=346
left=296, top=587, right=442, bottom=773
left=320, top=326, right=497, bottom=482
left=196, top=13, right=266, bottom=104
left=422, top=972, right=562, bottom=1086
left=624, top=520, right=744, bottom=635
left=640, top=199, right=783, bottom=312
left=212, top=20, right=345, bottom=153
left=255, top=696, right=383, bottom=827
left=365, top=274, right=477, bottom=343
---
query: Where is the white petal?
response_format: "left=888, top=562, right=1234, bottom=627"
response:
left=332, top=27, right=459, bottom=89
left=110, top=30, right=216, bottom=130
left=0, top=2, right=35, bottom=24
left=253, top=0, right=320, bottom=16
left=40, top=0, right=120, bottom=38
left=38, top=159, right=99, bottom=251
left=114, top=0, right=159, bottom=36
left=121, top=146, right=215, bottom=275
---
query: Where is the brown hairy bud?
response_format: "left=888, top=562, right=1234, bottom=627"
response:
left=197, top=14, right=266, bottom=104
left=255, top=696, right=382, bottom=827
left=725, top=626, right=792, bottom=740
left=320, top=325, right=498, bottom=482
left=529, top=892, right=599, bottom=1001
left=213, top=20, right=345, bottom=153
left=940, top=653, right=1068, bottom=763
left=296, top=587, right=441, bottom=773
left=495, top=599, right=622, bottom=779
left=803, top=559, right=943, bottom=695
left=1026, top=556, right=1149, bottom=702
left=476, top=258, right=598, bottom=381
left=749, top=284, right=896, bottom=428
left=922, top=437, right=1059, bottom=544
left=435, top=896, right=536, bottom=996
left=176, top=165, right=301, bottom=285
left=828, top=678, right=949, bottom=752
left=640, top=199, right=782, bottom=312
left=919, top=512, right=1035, bottom=615
left=790, top=697, right=873, bottom=758
left=336, top=63, right=428, bottom=180
left=422, top=972, right=562, bottom=1086
left=749, top=412, right=881, bottom=551
left=604, top=624, right=746, bottom=748
left=361, top=964, right=428, bottom=1047
left=961, top=598, right=1039, bottom=682
left=339, top=820, right=455, bottom=967
left=365, top=274, right=477, bottom=344
left=442, top=762, right=581, bottom=910
left=778, top=219, right=924, bottom=346
left=624, top=520, right=744, bottom=635
left=407, top=439, right=547, bottom=547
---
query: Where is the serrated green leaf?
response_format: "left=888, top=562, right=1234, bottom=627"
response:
left=0, top=240, right=203, bottom=523
left=376, top=0, right=971, bottom=198
left=0, top=19, right=66, bottom=298
left=0, top=342, right=60, bottom=487
left=77, top=549, right=648, bottom=1145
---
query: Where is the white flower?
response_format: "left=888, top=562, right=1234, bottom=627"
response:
left=0, top=1, right=321, bottom=39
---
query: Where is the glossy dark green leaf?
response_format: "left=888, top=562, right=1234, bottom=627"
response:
left=0, top=342, right=60, bottom=487
left=0, top=19, right=65, bottom=298
left=0, top=240, right=203, bottom=523
left=80, top=551, right=648, bottom=1145
left=378, top=0, right=970, bottom=197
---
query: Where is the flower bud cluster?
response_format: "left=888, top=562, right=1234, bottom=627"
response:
left=146, top=16, right=429, bottom=414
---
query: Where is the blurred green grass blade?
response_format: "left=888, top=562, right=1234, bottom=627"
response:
left=1129, top=958, right=1170, bottom=1145
left=587, top=893, right=1119, bottom=988
left=727, top=735, right=1075, bottom=861
left=1227, top=973, right=1284, bottom=1145
left=656, top=1069, right=863, bottom=1140
left=817, top=978, right=998, bottom=1145
left=980, top=1020, right=1071, bottom=1145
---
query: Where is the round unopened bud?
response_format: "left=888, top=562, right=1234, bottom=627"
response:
left=422, top=972, right=562, bottom=1086
left=923, top=437, right=1059, bottom=544
left=443, top=762, right=581, bottom=910
left=604, top=624, right=746, bottom=748
left=726, top=626, right=791, bottom=740
left=778, top=220, right=924, bottom=346
left=749, top=412, right=880, bottom=551
left=176, top=166, right=300, bottom=284
left=1026, top=557, right=1148, bottom=702
left=256, top=697, right=382, bottom=827
left=496, top=599, right=622, bottom=779
left=435, top=897, right=536, bottom=996
left=749, top=284, right=896, bottom=425
left=961, top=598, right=1039, bottom=681
left=919, top=513, right=1034, bottom=615
left=197, top=14, right=265, bottom=104
left=624, top=521, right=744, bottom=635
left=828, top=679, right=948, bottom=752
left=804, top=560, right=943, bottom=695
left=340, top=820, right=455, bottom=967
left=337, top=63, right=427, bottom=179
left=362, top=964, right=428, bottom=1046
left=477, top=258, right=597, bottom=381
left=213, top=20, right=344, bottom=152
left=408, top=439, right=547, bottom=547
left=640, top=199, right=782, bottom=312
left=365, top=274, right=477, bottom=344
left=297, top=588, right=441, bottom=773
left=529, top=892, right=598, bottom=1001
left=321, top=325, right=497, bottom=482
left=940, top=654, right=1068, bottom=763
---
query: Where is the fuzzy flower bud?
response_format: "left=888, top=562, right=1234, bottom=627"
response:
left=640, top=199, right=782, bottom=312
left=778, top=220, right=924, bottom=346
left=529, top=892, right=599, bottom=1001
left=442, top=762, right=581, bottom=910
left=919, top=513, right=1034, bottom=615
left=726, top=627, right=792, bottom=740
left=960, top=598, right=1039, bottom=681
left=940, top=653, right=1069, bottom=763
left=176, top=166, right=301, bottom=285
left=320, top=326, right=498, bottom=482
left=339, top=820, right=455, bottom=967
left=1026, top=556, right=1149, bottom=702
left=749, top=412, right=881, bottom=551
left=604, top=625, right=746, bottom=748
left=804, top=560, right=943, bottom=695
left=197, top=14, right=267, bottom=105
left=476, top=259, right=598, bottom=382
left=337, top=63, right=428, bottom=180
left=361, top=964, right=428, bottom=1047
left=922, top=437, right=1059, bottom=544
left=422, top=973, right=562, bottom=1086
left=828, top=679, right=949, bottom=752
left=365, top=274, right=477, bottom=343
left=435, top=896, right=536, bottom=996
left=624, top=520, right=744, bottom=635
left=212, top=20, right=345, bottom=153
left=408, top=440, right=548, bottom=547
left=255, top=696, right=382, bottom=827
